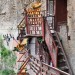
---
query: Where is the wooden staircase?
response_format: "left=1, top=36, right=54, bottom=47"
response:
left=44, top=17, right=72, bottom=75
left=52, top=33, right=69, bottom=72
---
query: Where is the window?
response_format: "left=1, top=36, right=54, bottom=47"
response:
left=47, top=0, right=54, bottom=15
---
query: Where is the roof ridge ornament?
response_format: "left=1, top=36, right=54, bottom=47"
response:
left=32, top=1, right=42, bottom=9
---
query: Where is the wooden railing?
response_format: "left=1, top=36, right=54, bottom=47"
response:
left=44, top=16, right=72, bottom=75
left=17, top=49, right=70, bottom=75
left=17, top=50, right=30, bottom=74
left=17, top=17, right=26, bottom=40
left=27, top=17, right=43, bottom=35
left=54, top=31, right=73, bottom=75
left=41, top=10, right=55, bottom=17
left=30, top=54, right=70, bottom=75
left=24, top=9, right=45, bottom=37
left=24, top=9, right=55, bottom=37
left=45, top=17, right=58, bottom=67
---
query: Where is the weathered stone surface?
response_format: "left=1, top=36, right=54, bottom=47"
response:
left=0, top=0, right=24, bottom=37
left=58, top=0, right=75, bottom=74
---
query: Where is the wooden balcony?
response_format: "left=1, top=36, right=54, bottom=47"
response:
left=24, top=9, right=45, bottom=38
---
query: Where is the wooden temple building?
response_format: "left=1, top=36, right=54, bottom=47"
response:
left=14, top=0, right=73, bottom=75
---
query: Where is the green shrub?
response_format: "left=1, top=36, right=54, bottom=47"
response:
left=2, top=69, right=16, bottom=75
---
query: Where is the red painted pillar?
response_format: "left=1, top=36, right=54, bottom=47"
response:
left=24, top=9, right=29, bottom=34
left=42, top=17, right=45, bottom=40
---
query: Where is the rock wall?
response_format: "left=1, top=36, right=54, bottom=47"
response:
left=58, top=0, right=75, bottom=74
left=0, top=0, right=24, bottom=37
left=0, top=0, right=25, bottom=72
left=67, top=0, right=75, bottom=74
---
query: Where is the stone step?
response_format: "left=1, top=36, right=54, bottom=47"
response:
left=59, top=66, right=69, bottom=71
left=57, top=46, right=62, bottom=49
left=54, top=39, right=58, bottom=42
left=58, top=52, right=64, bottom=56
left=58, top=59, right=66, bottom=63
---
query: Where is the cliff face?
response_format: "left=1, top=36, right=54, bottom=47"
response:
left=0, top=0, right=23, bottom=37
left=0, top=0, right=25, bottom=71
left=67, top=0, right=75, bottom=74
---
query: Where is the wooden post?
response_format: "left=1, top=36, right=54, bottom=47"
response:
left=24, top=9, right=29, bottom=34
left=42, top=17, right=45, bottom=40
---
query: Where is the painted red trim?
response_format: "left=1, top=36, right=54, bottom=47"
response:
left=19, top=57, right=30, bottom=73
left=45, top=20, right=58, bottom=67
left=46, top=0, right=48, bottom=12
left=42, top=17, right=45, bottom=39
left=17, top=52, right=26, bottom=62
left=24, top=9, right=29, bottom=34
